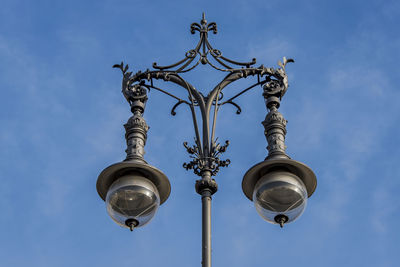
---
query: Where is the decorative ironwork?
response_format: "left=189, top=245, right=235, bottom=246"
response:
left=122, top=86, right=150, bottom=163
left=261, top=58, right=293, bottom=160
left=152, top=13, right=257, bottom=73
left=124, top=112, right=149, bottom=162
left=262, top=106, right=289, bottom=160
left=263, top=57, right=294, bottom=100
left=183, top=139, right=230, bottom=176
left=113, top=13, right=294, bottom=180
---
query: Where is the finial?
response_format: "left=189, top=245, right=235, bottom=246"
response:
left=274, top=214, right=288, bottom=228
left=125, top=218, right=138, bottom=231
left=201, top=12, right=207, bottom=25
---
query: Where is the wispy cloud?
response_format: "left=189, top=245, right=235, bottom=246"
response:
left=247, top=38, right=294, bottom=67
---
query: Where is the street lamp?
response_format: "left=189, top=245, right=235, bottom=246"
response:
left=96, top=14, right=317, bottom=266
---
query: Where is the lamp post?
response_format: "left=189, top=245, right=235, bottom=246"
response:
left=96, top=14, right=317, bottom=267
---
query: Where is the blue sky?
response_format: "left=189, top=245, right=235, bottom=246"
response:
left=0, top=0, right=399, bottom=266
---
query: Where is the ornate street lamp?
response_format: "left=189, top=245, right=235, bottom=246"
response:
left=96, top=14, right=317, bottom=266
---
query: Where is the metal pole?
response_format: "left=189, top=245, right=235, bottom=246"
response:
left=201, top=189, right=212, bottom=267
left=196, top=170, right=216, bottom=267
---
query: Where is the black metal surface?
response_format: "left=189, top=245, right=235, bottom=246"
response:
left=113, top=13, right=293, bottom=178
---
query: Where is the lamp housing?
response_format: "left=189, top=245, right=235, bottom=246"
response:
left=106, top=173, right=160, bottom=228
left=253, top=170, right=307, bottom=225
left=242, top=158, right=317, bottom=226
left=97, top=161, right=171, bottom=229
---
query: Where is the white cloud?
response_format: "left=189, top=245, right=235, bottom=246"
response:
left=247, top=38, right=294, bottom=67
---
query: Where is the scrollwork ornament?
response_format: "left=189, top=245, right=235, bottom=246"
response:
left=113, top=62, right=149, bottom=109
left=112, top=14, right=296, bottom=180
left=152, top=13, right=257, bottom=73
left=183, top=139, right=230, bottom=176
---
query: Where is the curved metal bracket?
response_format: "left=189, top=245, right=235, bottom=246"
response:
left=171, top=100, right=185, bottom=116
left=152, top=13, right=257, bottom=73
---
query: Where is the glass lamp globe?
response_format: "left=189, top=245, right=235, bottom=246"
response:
left=253, top=170, right=307, bottom=227
left=106, top=174, right=160, bottom=230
